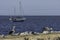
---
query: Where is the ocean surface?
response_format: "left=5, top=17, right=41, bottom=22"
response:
left=0, top=16, right=60, bottom=35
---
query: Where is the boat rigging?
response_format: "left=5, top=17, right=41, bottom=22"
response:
left=9, top=1, right=26, bottom=22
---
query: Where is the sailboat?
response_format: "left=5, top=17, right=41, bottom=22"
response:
left=9, top=16, right=26, bottom=22
left=9, top=1, right=26, bottom=22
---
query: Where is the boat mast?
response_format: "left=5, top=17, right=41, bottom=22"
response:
left=14, top=7, right=16, bottom=16
left=19, top=1, right=24, bottom=17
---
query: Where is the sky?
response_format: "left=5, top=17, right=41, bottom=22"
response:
left=0, top=0, right=60, bottom=16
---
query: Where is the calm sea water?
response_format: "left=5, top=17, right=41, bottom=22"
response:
left=0, top=16, right=60, bottom=35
